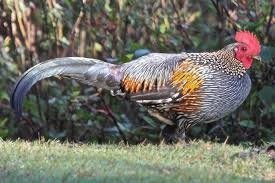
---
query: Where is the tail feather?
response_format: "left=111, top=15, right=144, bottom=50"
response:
left=10, top=57, right=121, bottom=116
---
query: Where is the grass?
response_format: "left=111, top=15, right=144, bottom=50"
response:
left=0, top=140, right=274, bottom=183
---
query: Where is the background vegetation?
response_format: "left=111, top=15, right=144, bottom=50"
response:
left=0, top=0, right=274, bottom=145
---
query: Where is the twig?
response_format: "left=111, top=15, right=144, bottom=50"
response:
left=265, top=4, right=274, bottom=39
left=254, top=0, right=258, bottom=17
left=210, top=0, right=234, bottom=45
left=62, top=0, right=87, bottom=56
left=170, top=0, right=194, bottom=48
left=210, top=0, right=221, bottom=17
left=82, top=97, right=129, bottom=142
left=222, top=5, right=238, bottom=31
left=171, top=0, right=185, bottom=22
left=11, top=5, right=25, bottom=68
left=100, top=95, right=127, bottom=144
left=79, top=29, right=86, bottom=56
left=41, top=0, right=51, bottom=125
left=210, top=0, right=225, bottom=46
left=122, top=9, right=129, bottom=48
left=211, top=0, right=239, bottom=31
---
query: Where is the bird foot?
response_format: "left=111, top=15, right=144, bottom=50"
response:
left=161, top=125, right=191, bottom=145
left=175, top=133, right=191, bottom=146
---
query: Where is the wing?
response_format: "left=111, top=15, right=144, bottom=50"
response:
left=120, top=53, right=207, bottom=122
left=121, top=53, right=184, bottom=100
left=121, top=53, right=204, bottom=100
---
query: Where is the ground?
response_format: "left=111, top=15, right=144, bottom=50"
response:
left=0, top=140, right=274, bottom=183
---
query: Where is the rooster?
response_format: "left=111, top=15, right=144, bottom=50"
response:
left=10, top=31, right=261, bottom=142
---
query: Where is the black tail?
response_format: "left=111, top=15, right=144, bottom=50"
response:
left=10, top=57, right=121, bottom=116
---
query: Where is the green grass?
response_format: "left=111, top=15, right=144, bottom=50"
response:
left=0, top=140, right=274, bottom=183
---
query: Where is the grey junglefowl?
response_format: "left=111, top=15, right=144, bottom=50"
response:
left=10, top=31, right=261, bottom=142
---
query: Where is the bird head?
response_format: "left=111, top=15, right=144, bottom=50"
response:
left=233, top=31, right=261, bottom=69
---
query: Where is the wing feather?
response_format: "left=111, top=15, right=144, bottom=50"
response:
left=120, top=53, right=206, bottom=115
left=121, top=53, right=185, bottom=100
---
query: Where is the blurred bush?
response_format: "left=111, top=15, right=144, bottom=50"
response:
left=0, top=0, right=274, bottom=144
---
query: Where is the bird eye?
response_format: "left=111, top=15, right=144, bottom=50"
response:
left=241, top=47, right=247, bottom=51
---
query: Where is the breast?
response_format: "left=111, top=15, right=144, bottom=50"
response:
left=196, top=71, right=251, bottom=123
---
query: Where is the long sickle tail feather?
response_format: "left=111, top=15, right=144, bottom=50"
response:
left=10, top=57, right=121, bottom=116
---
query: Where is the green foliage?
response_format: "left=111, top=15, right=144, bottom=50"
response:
left=0, top=0, right=274, bottom=144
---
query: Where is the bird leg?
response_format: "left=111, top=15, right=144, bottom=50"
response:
left=175, top=125, right=191, bottom=145
left=161, top=122, right=191, bottom=144
left=161, top=124, right=177, bottom=143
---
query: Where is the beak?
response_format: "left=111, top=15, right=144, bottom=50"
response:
left=253, top=55, right=262, bottom=62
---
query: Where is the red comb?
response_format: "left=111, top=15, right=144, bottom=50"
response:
left=234, top=31, right=261, bottom=55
